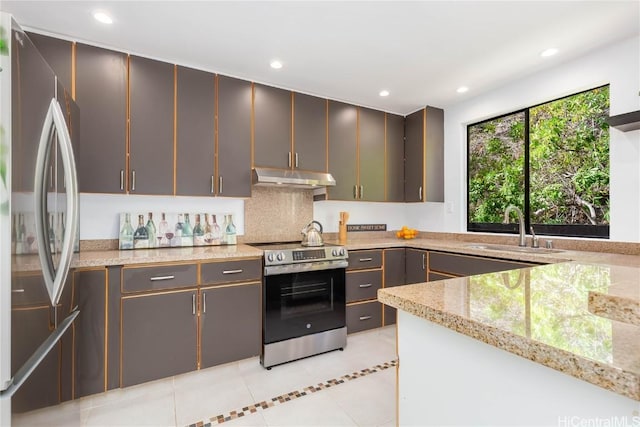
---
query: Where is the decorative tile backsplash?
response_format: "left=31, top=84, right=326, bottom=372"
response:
left=119, top=212, right=236, bottom=250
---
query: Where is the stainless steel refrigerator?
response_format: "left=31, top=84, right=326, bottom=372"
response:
left=0, top=14, right=79, bottom=424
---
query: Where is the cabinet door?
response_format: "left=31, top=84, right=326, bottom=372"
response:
left=254, top=84, right=291, bottom=169
left=75, top=43, right=127, bottom=193
left=176, top=65, right=215, bottom=196
left=73, top=270, right=107, bottom=398
left=386, top=113, right=405, bottom=202
left=328, top=101, right=358, bottom=200
left=121, top=290, right=197, bottom=387
left=384, top=248, right=406, bottom=287
left=406, top=248, right=427, bottom=284
left=200, top=283, right=261, bottom=369
left=129, top=55, right=174, bottom=195
left=293, top=93, right=327, bottom=172
left=404, top=109, right=424, bottom=202
left=358, top=107, right=385, bottom=201
left=27, top=32, right=72, bottom=92
left=217, top=75, right=252, bottom=197
left=383, top=248, right=406, bottom=326
left=425, top=106, right=444, bottom=202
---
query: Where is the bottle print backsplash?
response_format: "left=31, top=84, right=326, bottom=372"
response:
left=118, top=212, right=237, bottom=250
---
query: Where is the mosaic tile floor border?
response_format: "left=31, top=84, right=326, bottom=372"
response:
left=186, top=359, right=398, bottom=427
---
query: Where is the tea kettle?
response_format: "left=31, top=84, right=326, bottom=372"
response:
left=301, top=221, right=324, bottom=247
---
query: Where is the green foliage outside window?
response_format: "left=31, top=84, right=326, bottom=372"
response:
left=468, top=86, right=610, bottom=237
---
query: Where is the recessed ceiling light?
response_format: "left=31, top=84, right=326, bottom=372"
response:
left=379, top=90, right=390, bottom=97
left=93, top=11, right=113, bottom=24
left=540, top=48, right=559, bottom=57
left=270, top=60, right=283, bottom=69
left=456, top=86, right=469, bottom=94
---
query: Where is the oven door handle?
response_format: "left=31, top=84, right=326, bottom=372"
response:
left=264, top=260, right=348, bottom=276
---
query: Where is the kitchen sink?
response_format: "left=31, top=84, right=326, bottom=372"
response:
left=463, top=243, right=564, bottom=254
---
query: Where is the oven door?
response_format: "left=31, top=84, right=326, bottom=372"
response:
left=263, top=267, right=345, bottom=344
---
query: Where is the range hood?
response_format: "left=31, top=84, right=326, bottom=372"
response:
left=252, top=167, right=336, bottom=189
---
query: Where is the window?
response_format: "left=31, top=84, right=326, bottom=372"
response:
left=467, top=85, right=610, bottom=238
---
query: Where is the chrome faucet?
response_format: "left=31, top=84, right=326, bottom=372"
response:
left=503, top=205, right=526, bottom=247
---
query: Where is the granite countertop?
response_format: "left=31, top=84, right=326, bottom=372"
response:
left=378, top=262, right=640, bottom=401
left=12, top=244, right=263, bottom=272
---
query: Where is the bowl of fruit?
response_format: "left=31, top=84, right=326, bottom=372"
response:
left=396, top=226, right=418, bottom=239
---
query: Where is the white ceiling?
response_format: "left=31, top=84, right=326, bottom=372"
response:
left=2, top=1, right=638, bottom=115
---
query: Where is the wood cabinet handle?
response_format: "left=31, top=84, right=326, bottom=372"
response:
left=288, top=152, right=292, bottom=168
left=222, top=269, right=243, bottom=275
left=422, top=253, right=426, bottom=270
left=131, top=170, right=136, bottom=191
left=210, top=176, right=215, bottom=194
left=360, top=185, right=363, bottom=200
left=120, top=170, right=124, bottom=191
left=149, top=275, right=175, bottom=281
left=353, top=185, right=358, bottom=199
left=419, top=186, right=423, bottom=200
left=203, top=292, right=207, bottom=314
left=12, top=289, right=25, bottom=293
left=192, top=294, right=196, bottom=315
left=219, top=176, right=223, bottom=194
left=359, top=258, right=373, bottom=262
left=359, top=315, right=372, bottom=321
left=295, top=152, right=299, bottom=168
left=359, top=283, right=372, bottom=288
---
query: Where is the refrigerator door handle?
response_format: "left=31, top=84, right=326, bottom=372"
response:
left=0, top=309, right=79, bottom=400
left=34, top=98, right=79, bottom=307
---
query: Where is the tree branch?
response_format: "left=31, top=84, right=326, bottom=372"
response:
left=574, top=194, right=597, bottom=225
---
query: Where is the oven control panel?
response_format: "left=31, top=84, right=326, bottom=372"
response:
left=262, top=245, right=347, bottom=266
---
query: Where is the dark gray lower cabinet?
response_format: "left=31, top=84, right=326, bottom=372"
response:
left=73, top=269, right=107, bottom=398
left=346, top=301, right=382, bottom=334
left=200, top=282, right=261, bottom=369
left=121, top=290, right=197, bottom=387
left=383, top=248, right=406, bottom=326
left=406, top=248, right=428, bottom=284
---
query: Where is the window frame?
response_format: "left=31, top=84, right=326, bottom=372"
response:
left=466, top=85, right=610, bottom=239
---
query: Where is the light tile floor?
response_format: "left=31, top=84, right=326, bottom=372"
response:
left=13, top=326, right=397, bottom=427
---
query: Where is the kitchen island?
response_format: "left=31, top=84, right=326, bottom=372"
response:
left=378, top=261, right=640, bottom=426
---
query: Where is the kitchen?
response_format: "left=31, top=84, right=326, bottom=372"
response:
left=1, top=1, right=639, bottom=426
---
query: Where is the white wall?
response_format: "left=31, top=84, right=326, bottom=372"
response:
left=405, top=35, right=640, bottom=242
left=80, top=194, right=244, bottom=240
left=313, top=200, right=407, bottom=233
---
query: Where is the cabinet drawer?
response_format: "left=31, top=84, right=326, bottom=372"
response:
left=122, top=264, right=197, bottom=293
left=346, top=270, right=382, bottom=303
left=347, top=250, right=383, bottom=270
left=201, top=259, right=261, bottom=286
left=11, top=274, right=49, bottom=306
left=346, top=301, right=382, bottom=334
left=429, top=252, right=532, bottom=277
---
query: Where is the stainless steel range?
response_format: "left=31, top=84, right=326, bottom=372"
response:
left=254, top=243, right=348, bottom=369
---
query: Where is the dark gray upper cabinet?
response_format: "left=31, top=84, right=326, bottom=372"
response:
left=293, top=93, right=327, bottom=172
left=328, top=101, right=358, bottom=200
left=386, top=113, right=405, bottom=202
left=404, top=106, right=444, bottom=202
left=128, top=55, right=174, bottom=195
left=27, top=32, right=72, bottom=93
left=253, top=84, right=292, bottom=169
left=217, top=75, right=252, bottom=197
left=358, top=107, right=385, bottom=201
left=75, top=43, right=127, bottom=193
left=176, top=66, right=215, bottom=196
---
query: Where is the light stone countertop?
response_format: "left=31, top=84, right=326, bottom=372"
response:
left=12, top=244, right=263, bottom=272
left=378, top=261, right=640, bottom=401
